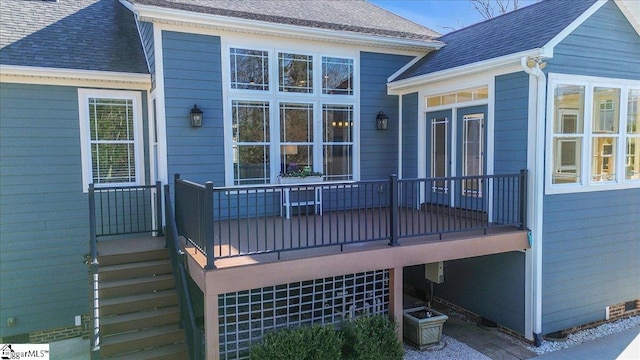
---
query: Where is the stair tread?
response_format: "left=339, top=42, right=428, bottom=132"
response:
left=101, top=289, right=177, bottom=307
left=102, top=324, right=183, bottom=346
left=102, top=306, right=179, bottom=326
left=97, top=237, right=167, bottom=256
left=101, top=274, right=174, bottom=289
left=103, top=342, right=187, bottom=360
left=98, top=249, right=170, bottom=266
left=100, top=259, right=171, bottom=272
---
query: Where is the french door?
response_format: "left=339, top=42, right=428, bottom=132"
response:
left=426, top=105, right=487, bottom=209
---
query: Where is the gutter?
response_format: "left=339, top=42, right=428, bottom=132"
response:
left=0, top=65, right=151, bottom=90
left=387, top=49, right=545, bottom=94
left=520, top=56, right=546, bottom=347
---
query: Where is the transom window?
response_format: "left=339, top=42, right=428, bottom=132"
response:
left=547, top=74, right=640, bottom=193
left=426, top=87, right=488, bottom=108
left=78, top=89, right=144, bottom=191
left=227, top=46, right=356, bottom=186
left=230, top=48, right=269, bottom=90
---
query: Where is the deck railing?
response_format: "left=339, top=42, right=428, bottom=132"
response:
left=174, top=170, right=527, bottom=269
left=88, top=182, right=163, bottom=359
left=165, top=185, right=205, bottom=360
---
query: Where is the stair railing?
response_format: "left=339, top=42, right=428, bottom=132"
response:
left=88, top=181, right=164, bottom=359
left=165, top=184, right=205, bottom=360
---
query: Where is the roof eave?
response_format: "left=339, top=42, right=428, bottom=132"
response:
left=128, top=2, right=444, bottom=52
left=0, top=65, right=151, bottom=90
left=387, top=49, right=544, bottom=94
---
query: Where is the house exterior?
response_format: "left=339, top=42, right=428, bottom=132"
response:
left=1, top=0, right=638, bottom=359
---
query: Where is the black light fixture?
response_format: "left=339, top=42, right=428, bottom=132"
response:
left=190, top=104, right=203, bottom=127
left=376, top=111, right=389, bottom=130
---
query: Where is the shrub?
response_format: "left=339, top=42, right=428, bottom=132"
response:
left=341, top=315, right=404, bottom=360
left=250, top=324, right=343, bottom=360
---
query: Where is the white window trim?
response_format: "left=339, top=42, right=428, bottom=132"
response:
left=78, top=88, right=145, bottom=192
left=545, top=73, right=640, bottom=194
left=222, top=42, right=360, bottom=187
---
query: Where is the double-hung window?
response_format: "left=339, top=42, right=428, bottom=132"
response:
left=547, top=74, right=640, bottom=193
left=78, top=89, right=144, bottom=191
left=227, top=46, right=356, bottom=186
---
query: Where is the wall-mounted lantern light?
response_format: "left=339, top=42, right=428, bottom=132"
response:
left=190, top=104, right=203, bottom=127
left=376, top=111, right=389, bottom=130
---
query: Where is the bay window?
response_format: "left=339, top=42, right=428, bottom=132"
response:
left=547, top=74, right=640, bottom=192
left=227, top=46, right=356, bottom=186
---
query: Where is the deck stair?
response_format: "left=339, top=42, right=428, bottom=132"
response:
left=94, top=237, right=188, bottom=359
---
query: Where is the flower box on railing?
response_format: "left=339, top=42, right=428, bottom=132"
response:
left=278, top=175, right=323, bottom=185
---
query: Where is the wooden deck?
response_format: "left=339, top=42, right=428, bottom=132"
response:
left=205, top=206, right=517, bottom=259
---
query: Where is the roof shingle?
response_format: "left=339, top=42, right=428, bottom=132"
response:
left=1, top=0, right=148, bottom=74
left=393, top=0, right=599, bottom=81
left=129, top=0, right=441, bottom=41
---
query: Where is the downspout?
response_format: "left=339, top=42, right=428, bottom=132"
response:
left=520, top=56, right=546, bottom=347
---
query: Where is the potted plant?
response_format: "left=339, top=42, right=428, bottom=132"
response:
left=278, top=164, right=323, bottom=184
left=402, top=306, right=448, bottom=350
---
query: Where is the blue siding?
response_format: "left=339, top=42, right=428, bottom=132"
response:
left=540, top=2, right=640, bottom=334
left=162, top=31, right=224, bottom=185
left=405, top=252, right=526, bottom=334
left=542, top=189, right=640, bottom=333
left=545, top=1, right=640, bottom=79
left=0, top=83, right=88, bottom=337
left=139, top=21, right=156, bottom=90
left=401, top=93, right=419, bottom=179
left=360, top=52, right=413, bottom=180
left=494, top=72, right=529, bottom=173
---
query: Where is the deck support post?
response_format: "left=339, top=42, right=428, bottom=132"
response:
left=388, top=266, right=404, bottom=343
left=204, top=289, right=220, bottom=360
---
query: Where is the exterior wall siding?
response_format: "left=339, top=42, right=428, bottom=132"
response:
left=138, top=21, right=155, bottom=90
left=401, top=92, right=419, bottom=179
left=545, top=1, right=640, bottom=79
left=427, top=252, right=526, bottom=334
left=542, top=189, right=640, bottom=333
left=360, top=52, right=413, bottom=180
left=162, top=30, right=224, bottom=185
left=494, top=72, right=529, bottom=173
left=0, top=83, right=88, bottom=337
left=541, top=1, right=640, bottom=334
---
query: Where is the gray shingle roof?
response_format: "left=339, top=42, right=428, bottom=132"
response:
left=1, top=0, right=148, bottom=74
left=129, top=0, right=441, bottom=40
left=393, top=0, right=599, bottom=81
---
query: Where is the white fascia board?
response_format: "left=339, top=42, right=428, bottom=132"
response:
left=130, top=3, right=444, bottom=52
left=386, top=54, right=429, bottom=84
left=0, top=65, right=151, bottom=90
left=387, top=49, right=543, bottom=95
left=540, top=0, right=607, bottom=57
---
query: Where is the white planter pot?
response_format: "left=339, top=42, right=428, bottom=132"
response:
left=278, top=176, right=323, bottom=185
left=403, top=307, right=448, bottom=350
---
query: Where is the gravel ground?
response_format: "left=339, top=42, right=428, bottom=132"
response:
left=403, top=335, right=490, bottom=360
left=403, top=315, right=640, bottom=359
left=492, top=315, right=640, bottom=355
left=526, top=315, right=640, bottom=355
